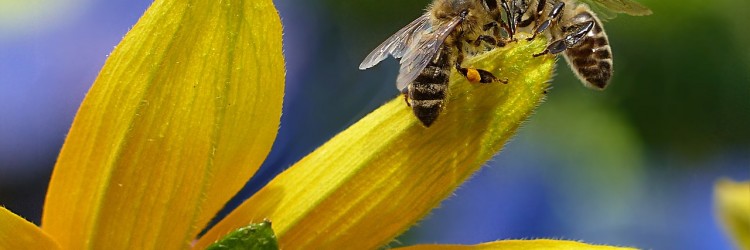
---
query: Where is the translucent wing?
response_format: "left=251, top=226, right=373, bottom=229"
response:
left=359, top=14, right=431, bottom=70
left=395, top=16, right=462, bottom=91
left=579, top=0, right=652, bottom=20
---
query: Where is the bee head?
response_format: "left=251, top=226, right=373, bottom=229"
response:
left=432, top=0, right=486, bottom=20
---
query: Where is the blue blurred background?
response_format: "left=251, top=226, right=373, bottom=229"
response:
left=1, top=1, right=748, bottom=249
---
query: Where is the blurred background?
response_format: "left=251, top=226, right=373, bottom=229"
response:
left=1, top=0, right=748, bottom=249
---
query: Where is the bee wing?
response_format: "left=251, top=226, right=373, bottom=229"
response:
left=579, top=0, right=652, bottom=20
left=359, top=14, right=431, bottom=70
left=395, top=16, right=462, bottom=91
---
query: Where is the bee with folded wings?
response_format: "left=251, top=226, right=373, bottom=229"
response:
left=359, top=0, right=651, bottom=127
left=514, top=0, right=652, bottom=89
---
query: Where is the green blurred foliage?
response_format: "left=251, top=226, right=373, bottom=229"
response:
left=526, top=90, right=647, bottom=228
left=601, top=0, right=750, bottom=157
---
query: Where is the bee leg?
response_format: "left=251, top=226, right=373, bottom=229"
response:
left=471, top=35, right=498, bottom=47
left=527, top=20, right=551, bottom=41
left=533, top=21, right=594, bottom=57
left=509, top=0, right=527, bottom=28
left=514, top=0, right=548, bottom=31
left=495, top=38, right=507, bottom=48
left=527, top=2, right=564, bottom=41
left=516, top=1, right=536, bottom=29
left=499, top=0, right=517, bottom=40
left=532, top=39, right=565, bottom=57
left=458, top=67, right=508, bottom=84
left=401, top=87, right=411, bottom=107
left=483, top=21, right=515, bottom=46
left=455, top=43, right=505, bottom=84
left=482, top=22, right=506, bottom=44
left=530, top=0, right=547, bottom=28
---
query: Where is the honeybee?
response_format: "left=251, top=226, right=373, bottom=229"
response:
left=359, top=0, right=514, bottom=127
left=511, top=0, right=652, bottom=89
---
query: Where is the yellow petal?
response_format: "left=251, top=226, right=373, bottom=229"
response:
left=0, top=207, right=60, bottom=249
left=398, top=239, right=637, bottom=250
left=42, top=0, right=283, bottom=249
left=715, top=179, right=750, bottom=250
left=196, top=37, right=554, bottom=249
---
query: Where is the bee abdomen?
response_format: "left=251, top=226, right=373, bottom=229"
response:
left=409, top=65, right=450, bottom=127
left=411, top=99, right=444, bottom=126
left=565, top=13, right=613, bottom=89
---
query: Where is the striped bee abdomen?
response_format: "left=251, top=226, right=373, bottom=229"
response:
left=408, top=45, right=453, bottom=127
left=562, top=10, right=613, bottom=89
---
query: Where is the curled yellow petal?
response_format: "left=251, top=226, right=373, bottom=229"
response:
left=42, top=0, right=283, bottom=249
left=197, top=37, right=553, bottom=249
left=398, top=239, right=637, bottom=250
left=0, top=207, right=60, bottom=249
left=715, top=179, right=750, bottom=250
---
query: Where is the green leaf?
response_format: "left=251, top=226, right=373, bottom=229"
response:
left=206, top=220, right=278, bottom=250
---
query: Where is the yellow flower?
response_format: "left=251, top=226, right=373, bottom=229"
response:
left=715, top=179, right=750, bottom=250
left=0, top=1, right=636, bottom=249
